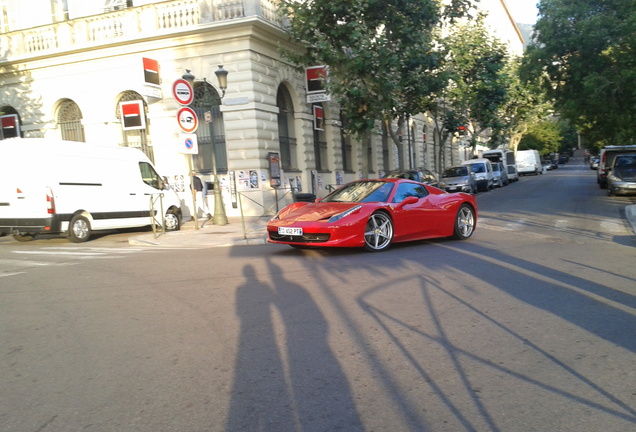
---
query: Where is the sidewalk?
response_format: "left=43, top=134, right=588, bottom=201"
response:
left=128, top=216, right=270, bottom=248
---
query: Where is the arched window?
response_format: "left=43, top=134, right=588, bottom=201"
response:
left=191, top=80, right=227, bottom=173
left=115, top=91, right=153, bottom=162
left=57, top=99, right=85, bottom=142
left=277, top=85, right=297, bottom=170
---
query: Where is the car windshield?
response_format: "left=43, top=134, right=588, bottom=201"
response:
left=443, top=167, right=468, bottom=177
left=322, top=181, right=394, bottom=203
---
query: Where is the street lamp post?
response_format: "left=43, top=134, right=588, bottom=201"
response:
left=183, top=65, right=229, bottom=226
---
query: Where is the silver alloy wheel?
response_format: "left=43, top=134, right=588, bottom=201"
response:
left=164, top=211, right=180, bottom=231
left=364, top=212, right=393, bottom=252
left=453, top=204, right=475, bottom=240
left=69, top=215, right=90, bottom=242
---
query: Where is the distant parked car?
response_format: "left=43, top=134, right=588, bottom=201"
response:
left=440, top=165, right=478, bottom=194
left=383, top=168, right=439, bottom=188
left=491, top=161, right=509, bottom=187
left=507, top=165, right=519, bottom=182
left=558, top=154, right=569, bottom=164
left=590, top=157, right=599, bottom=170
left=542, top=158, right=558, bottom=170
left=607, top=154, right=636, bottom=196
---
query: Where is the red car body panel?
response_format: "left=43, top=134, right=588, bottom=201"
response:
left=267, top=179, right=477, bottom=249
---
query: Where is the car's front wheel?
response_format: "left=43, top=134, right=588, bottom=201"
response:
left=364, top=212, right=393, bottom=252
left=164, top=209, right=181, bottom=231
left=452, top=204, right=475, bottom=240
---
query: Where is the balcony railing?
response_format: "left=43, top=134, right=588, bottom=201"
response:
left=0, top=0, right=283, bottom=62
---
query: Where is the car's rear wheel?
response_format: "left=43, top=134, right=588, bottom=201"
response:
left=452, top=204, right=475, bottom=240
left=69, top=215, right=91, bottom=243
left=364, top=212, right=393, bottom=252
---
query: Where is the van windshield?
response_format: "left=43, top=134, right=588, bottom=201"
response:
left=139, top=162, right=162, bottom=189
left=469, top=164, right=485, bottom=173
left=444, top=167, right=468, bottom=177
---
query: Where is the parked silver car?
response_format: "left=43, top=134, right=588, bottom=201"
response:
left=607, top=154, right=636, bottom=196
left=440, top=165, right=478, bottom=194
left=491, top=161, right=509, bottom=187
left=507, top=165, right=519, bottom=182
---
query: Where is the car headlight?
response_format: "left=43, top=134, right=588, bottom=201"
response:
left=608, top=173, right=620, bottom=181
left=328, top=205, right=362, bottom=223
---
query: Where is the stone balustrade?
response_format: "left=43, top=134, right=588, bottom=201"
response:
left=0, top=0, right=282, bottom=62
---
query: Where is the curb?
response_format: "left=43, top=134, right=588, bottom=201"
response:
left=626, top=205, right=636, bottom=234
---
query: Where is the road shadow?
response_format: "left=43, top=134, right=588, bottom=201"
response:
left=228, top=263, right=364, bottom=431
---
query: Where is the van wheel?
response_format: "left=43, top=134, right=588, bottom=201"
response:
left=165, top=209, right=181, bottom=231
left=69, top=215, right=91, bottom=243
left=13, top=234, right=34, bottom=242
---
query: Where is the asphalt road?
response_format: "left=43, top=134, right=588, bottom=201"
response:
left=1, top=160, right=635, bottom=432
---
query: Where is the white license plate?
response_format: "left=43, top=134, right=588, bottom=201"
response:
left=278, top=227, right=303, bottom=236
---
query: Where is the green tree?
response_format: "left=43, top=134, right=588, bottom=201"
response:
left=518, top=119, right=562, bottom=155
left=492, top=58, right=553, bottom=153
left=428, top=15, right=510, bottom=169
left=524, top=0, right=636, bottom=147
left=279, top=0, right=476, bottom=173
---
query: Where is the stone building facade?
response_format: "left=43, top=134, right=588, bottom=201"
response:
left=0, top=0, right=523, bottom=220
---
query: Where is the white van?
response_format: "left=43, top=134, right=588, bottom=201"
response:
left=0, top=138, right=182, bottom=242
left=482, top=149, right=516, bottom=177
left=462, top=158, right=494, bottom=191
left=516, top=150, right=542, bottom=175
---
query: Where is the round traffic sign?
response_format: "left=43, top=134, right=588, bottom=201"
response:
left=172, top=79, right=194, bottom=105
left=177, top=107, right=198, bottom=133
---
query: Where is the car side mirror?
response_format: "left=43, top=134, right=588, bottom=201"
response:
left=157, top=176, right=169, bottom=190
left=397, top=196, right=419, bottom=208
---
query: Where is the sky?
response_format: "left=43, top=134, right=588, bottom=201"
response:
left=505, top=0, right=540, bottom=24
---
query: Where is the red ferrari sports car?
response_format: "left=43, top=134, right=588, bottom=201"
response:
left=267, top=178, right=477, bottom=251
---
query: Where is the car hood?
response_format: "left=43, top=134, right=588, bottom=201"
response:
left=279, top=202, right=365, bottom=222
left=443, top=175, right=470, bottom=183
left=614, top=167, right=636, bottom=181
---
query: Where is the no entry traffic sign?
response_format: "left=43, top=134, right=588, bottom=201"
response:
left=172, top=79, right=194, bottom=106
left=177, top=107, right=198, bottom=133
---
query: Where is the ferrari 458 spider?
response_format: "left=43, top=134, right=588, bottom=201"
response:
left=267, top=178, right=477, bottom=252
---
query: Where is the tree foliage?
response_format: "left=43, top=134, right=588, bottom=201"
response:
left=518, top=119, right=562, bottom=154
left=492, top=58, right=553, bottom=153
left=279, top=0, right=476, bottom=137
left=431, top=15, right=510, bottom=156
left=523, top=0, right=636, bottom=148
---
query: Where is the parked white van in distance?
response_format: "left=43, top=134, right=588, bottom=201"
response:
left=461, top=158, right=494, bottom=192
left=0, top=138, right=182, bottom=242
left=516, top=150, right=543, bottom=175
left=482, top=149, right=516, bottom=174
